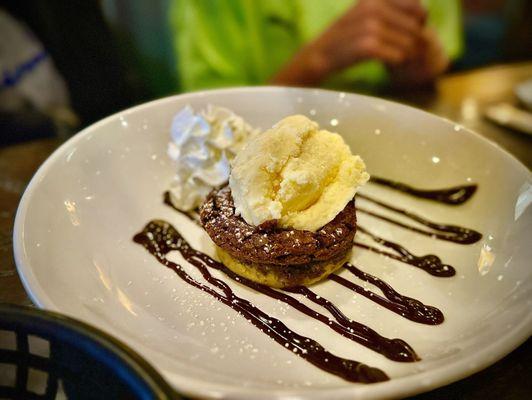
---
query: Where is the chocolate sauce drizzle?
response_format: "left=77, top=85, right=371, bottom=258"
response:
left=356, top=193, right=482, bottom=244
left=370, top=176, right=477, bottom=205
left=134, top=220, right=389, bottom=383
left=147, top=179, right=483, bottom=383
left=355, top=226, right=455, bottom=277
left=328, top=263, right=444, bottom=324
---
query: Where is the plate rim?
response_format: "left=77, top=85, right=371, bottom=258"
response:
left=13, top=86, right=532, bottom=399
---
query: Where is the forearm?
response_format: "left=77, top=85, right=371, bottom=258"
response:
left=387, top=27, right=450, bottom=88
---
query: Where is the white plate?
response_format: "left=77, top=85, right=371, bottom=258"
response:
left=14, top=87, right=532, bottom=399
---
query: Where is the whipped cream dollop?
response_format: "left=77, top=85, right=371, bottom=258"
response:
left=167, top=105, right=257, bottom=210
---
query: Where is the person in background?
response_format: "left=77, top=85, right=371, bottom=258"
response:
left=171, top=0, right=462, bottom=93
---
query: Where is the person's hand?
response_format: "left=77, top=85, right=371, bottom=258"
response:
left=271, top=0, right=432, bottom=86
left=389, top=27, right=450, bottom=87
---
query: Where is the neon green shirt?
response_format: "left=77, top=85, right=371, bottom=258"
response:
left=170, top=0, right=462, bottom=92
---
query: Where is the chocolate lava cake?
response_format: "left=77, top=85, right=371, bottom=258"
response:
left=200, top=186, right=357, bottom=288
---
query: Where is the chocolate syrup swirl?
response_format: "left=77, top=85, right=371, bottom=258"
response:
left=328, top=263, right=444, bottom=324
left=134, top=220, right=389, bottom=383
left=152, top=177, right=484, bottom=383
left=357, top=193, right=482, bottom=244
left=356, top=226, right=455, bottom=277
left=370, top=176, right=477, bottom=205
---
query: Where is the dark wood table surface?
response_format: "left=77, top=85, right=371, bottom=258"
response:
left=1, top=63, right=531, bottom=399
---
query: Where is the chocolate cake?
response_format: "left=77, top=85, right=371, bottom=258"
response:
left=200, top=186, right=357, bottom=288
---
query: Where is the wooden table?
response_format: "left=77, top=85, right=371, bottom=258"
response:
left=1, top=63, right=531, bottom=399
left=0, top=138, right=61, bottom=306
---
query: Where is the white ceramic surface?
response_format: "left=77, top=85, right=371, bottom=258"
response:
left=14, top=87, right=532, bottom=399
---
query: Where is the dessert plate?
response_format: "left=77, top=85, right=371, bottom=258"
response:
left=14, top=87, right=532, bottom=399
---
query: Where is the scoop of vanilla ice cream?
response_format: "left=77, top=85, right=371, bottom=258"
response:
left=229, top=115, right=369, bottom=232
